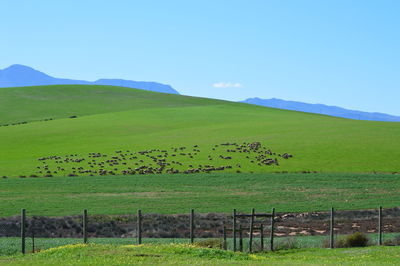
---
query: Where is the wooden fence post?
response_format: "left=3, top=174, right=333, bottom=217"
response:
left=21, top=209, right=26, bottom=254
left=32, top=229, right=35, bottom=254
left=378, top=206, right=382, bottom=245
left=260, top=223, right=264, bottom=251
left=270, top=207, right=275, bottom=251
left=330, top=207, right=334, bottom=249
left=249, top=208, right=255, bottom=253
left=137, top=209, right=142, bottom=244
left=83, top=209, right=88, bottom=244
left=233, top=209, right=237, bottom=252
left=223, top=226, right=227, bottom=250
left=239, top=225, right=243, bottom=252
left=190, top=209, right=194, bottom=244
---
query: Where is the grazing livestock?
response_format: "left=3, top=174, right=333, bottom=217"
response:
left=248, top=141, right=261, bottom=151
left=30, top=141, right=293, bottom=178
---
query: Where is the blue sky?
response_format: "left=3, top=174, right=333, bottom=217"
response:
left=1, top=0, right=399, bottom=115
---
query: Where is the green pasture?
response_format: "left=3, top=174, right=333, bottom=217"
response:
left=0, top=85, right=225, bottom=125
left=1, top=243, right=399, bottom=265
left=0, top=173, right=399, bottom=217
left=0, top=85, right=399, bottom=178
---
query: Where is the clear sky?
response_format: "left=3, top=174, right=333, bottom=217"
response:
left=1, top=0, right=399, bottom=115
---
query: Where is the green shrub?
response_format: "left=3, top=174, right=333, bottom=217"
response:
left=336, top=232, right=369, bottom=248
left=383, top=235, right=400, bottom=246
left=192, top=239, right=223, bottom=249
left=274, top=237, right=299, bottom=250
left=345, top=232, right=369, bottom=247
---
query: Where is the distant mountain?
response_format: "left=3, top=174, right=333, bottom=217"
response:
left=241, top=97, right=400, bottom=122
left=0, top=64, right=179, bottom=94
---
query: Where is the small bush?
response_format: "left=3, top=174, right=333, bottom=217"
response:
left=323, top=233, right=369, bottom=248
left=275, top=238, right=299, bottom=250
left=345, top=232, right=369, bottom=247
left=384, top=235, right=400, bottom=246
left=335, top=232, right=369, bottom=248
left=322, top=238, right=331, bottom=248
left=334, top=238, right=347, bottom=248
left=192, top=239, right=223, bottom=249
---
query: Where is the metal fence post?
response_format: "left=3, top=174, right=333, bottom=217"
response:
left=378, top=206, right=382, bottom=245
left=32, top=229, right=35, bottom=254
left=270, top=207, right=275, bottom=251
left=233, top=209, right=237, bottom=252
left=260, top=223, right=264, bottom=251
left=239, top=225, right=243, bottom=252
left=190, top=209, right=194, bottom=244
left=223, top=226, right=227, bottom=250
left=137, top=209, right=142, bottom=244
left=330, top=207, right=334, bottom=249
left=83, top=209, right=88, bottom=244
left=249, top=208, right=255, bottom=253
left=21, top=209, right=26, bottom=254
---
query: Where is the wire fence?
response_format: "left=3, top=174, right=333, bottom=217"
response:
left=1, top=206, right=400, bottom=255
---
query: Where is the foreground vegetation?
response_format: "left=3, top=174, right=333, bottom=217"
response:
left=1, top=243, right=399, bottom=265
left=3, top=234, right=397, bottom=256
left=0, top=236, right=319, bottom=256
left=1, top=85, right=400, bottom=178
left=0, top=173, right=399, bottom=216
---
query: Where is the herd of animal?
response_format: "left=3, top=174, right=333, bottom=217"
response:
left=27, top=142, right=294, bottom=178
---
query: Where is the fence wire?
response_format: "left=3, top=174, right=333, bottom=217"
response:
left=1, top=207, right=400, bottom=255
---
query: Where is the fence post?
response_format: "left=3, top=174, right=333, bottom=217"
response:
left=137, top=209, right=142, bottom=244
left=233, top=209, right=237, bottom=252
left=378, top=206, right=382, bottom=245
left=32, top=229, right=35, bottom=253
left=239, top=225, right=243, bottom=252
left=190, top=209, right=194, bottom=244
left=223, top=226, right=227, bottom=250
left=330, top=207, right=334, bottom=249
left=21, top=209, right=26, bottom=254
left=83, top=209, right=88, bottom=244
left=270, top=207, right=275, bottom=251
left=260, top=223, right=264, bottom=251
left=249, top=208, right=255, bottom=253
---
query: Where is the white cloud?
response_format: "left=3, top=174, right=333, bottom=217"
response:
left=213, top=82, right=242, bottom=88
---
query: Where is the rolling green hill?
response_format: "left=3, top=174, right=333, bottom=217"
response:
left=0, top=84, right=399, bottom=178
left=0, top=85, right=225, bottom=125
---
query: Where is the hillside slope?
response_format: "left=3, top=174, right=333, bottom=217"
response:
left=0, top=85, right=219, bottom=125
left=0, top=85, right=399, bottom=177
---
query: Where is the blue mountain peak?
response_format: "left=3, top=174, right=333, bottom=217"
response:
left=0, top=65, right=179, bottom=94
left=241, top=98, right=400, bottom=122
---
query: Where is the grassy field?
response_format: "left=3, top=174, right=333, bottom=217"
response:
left=1, top=173, right=399, bottom=217
left=2, top=234, right=396, bottom=256
left=0, top=85, right=225, bottom=125
left=0, top=237, right=186, bottom=256
left=0, top=236, right=318, bottom=256
left=1, top=244, right=399, bottom=265
left=0, top=85, right=400, bottom=178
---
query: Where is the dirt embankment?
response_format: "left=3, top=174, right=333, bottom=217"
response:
left=1, top=208, right=399, bottom=238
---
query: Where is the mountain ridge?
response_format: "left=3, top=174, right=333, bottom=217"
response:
left=0, top=64, right=179, bottom=94
left=241, top=97, right=400, bottom=122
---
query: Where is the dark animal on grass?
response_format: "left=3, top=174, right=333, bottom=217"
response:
left=248, top=142, right=261, bottom=151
